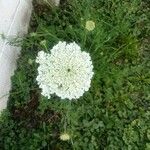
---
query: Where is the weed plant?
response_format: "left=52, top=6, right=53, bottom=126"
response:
left=0, top=0, right=150, bottom=149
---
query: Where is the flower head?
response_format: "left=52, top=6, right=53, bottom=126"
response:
left=60, top=133, right=70, bottom=141
left=85, top=20, right=95, bottom=31
left=36, top=41, right=94, bottom=100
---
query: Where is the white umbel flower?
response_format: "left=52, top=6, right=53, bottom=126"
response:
left=60, top=133, right=70, bottom=141
left=85, top=20, right=95, bottom=31
left=36, top=41, right=94, bottom=100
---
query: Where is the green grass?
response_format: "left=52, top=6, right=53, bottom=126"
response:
left=0, top=0, right=150, bottom=149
